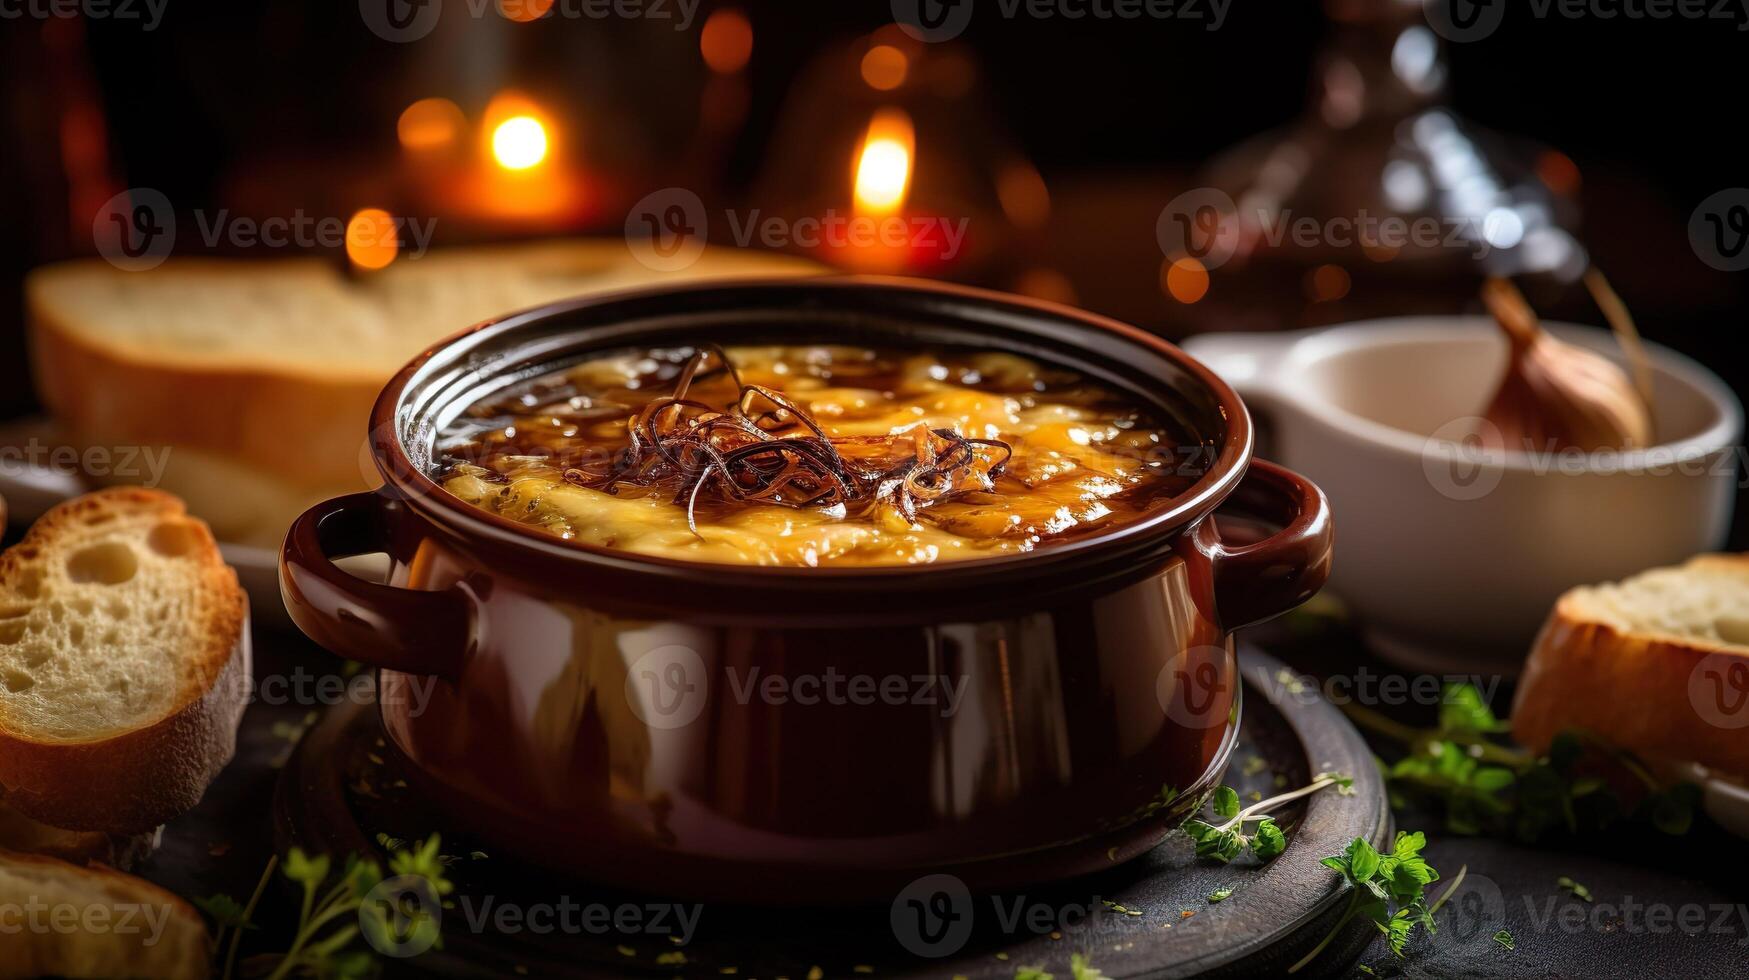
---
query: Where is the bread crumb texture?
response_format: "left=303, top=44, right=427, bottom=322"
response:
left=0, top=489, right=242, bottom=741
left=1564, top=555, right=1749, bottom=651
left=0, top=848, right=210, bottom=979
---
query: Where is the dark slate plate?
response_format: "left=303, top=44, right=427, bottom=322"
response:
left=265, top=649, right=1390, bottom=979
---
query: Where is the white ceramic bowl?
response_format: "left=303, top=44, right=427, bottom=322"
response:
left=1184, top=317, right=1743, bottom=672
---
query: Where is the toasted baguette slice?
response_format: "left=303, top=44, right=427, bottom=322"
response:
left=0, top=848, right=209, bottom=979
left=27, top=243, right=821, bottom=545
left=0, top=489, right=248, bottom=834
left=1513, top=554, right=1749, bottom=781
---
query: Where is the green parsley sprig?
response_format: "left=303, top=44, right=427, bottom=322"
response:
left=198, top=834, right=454, bottom=980
left=1288, top=831, right=1447, bottom=973
left=1346, top=683, right=1699, bottom=841
left=1182, top=772, right=1353, bottom=863
left=1014, top=952, right=1106, bottom=980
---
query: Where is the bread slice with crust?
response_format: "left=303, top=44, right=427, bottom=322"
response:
left=0, top=847, right=210, bottom=979
left=1512, top=553, right=1749, bottom=781
left=27, top=243, right=821, bottom=546
left=0, top=488, right=248, bottom=834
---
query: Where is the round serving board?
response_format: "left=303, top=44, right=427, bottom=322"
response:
left=271, top=650, right=1389, bottom=979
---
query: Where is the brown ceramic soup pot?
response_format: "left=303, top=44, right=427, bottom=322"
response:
left=279, top=278, right=1332, bottom=902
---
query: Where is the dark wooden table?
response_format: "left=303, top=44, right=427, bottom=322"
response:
left=7, top=493, right=1746, bottom=979
left=149, top=619, right=1749, bottom=979
left=1253, top=613, right=1748, bottom=979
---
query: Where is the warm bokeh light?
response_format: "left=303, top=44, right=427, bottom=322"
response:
left=492, top=115, right=549, bottom=171
left=997, top=162, right=1050, bottom=230
left=699, top=8, right=753, bottom=74
left=498, top=0, right=554, bottom=22
left=397, top=98, right=465, bottom=152
left=345, top=208, right=398, bottom=270
left=1014, top=268, right=1076, bottom=305
left=1363, top=243, right=1400, bottom=263
left=860, top=44, right=909, bottom=90
left=1162, top=256, right=1210, bottom=304
left=1306, top=263, right=1352, bottom=302
left=852, top=109, right=914, bottom=216
left=1537, top=149, right=1581, bottom=196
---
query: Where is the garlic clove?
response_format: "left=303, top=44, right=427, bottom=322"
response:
left=1478, top=277, right=1653, bottom=453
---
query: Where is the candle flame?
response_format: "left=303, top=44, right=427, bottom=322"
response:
left=492, top=115, right=549, bottom=171
left=853, top=109, right=913, bottom=217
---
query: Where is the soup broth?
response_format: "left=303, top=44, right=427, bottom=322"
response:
left=434, top=345, right=1210, bottom=566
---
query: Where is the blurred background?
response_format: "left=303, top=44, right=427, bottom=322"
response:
left=3, top=0, right=1745, bottom=542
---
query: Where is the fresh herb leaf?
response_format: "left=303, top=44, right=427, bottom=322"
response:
left=281, top=848, right=330, bottom=888
left=1379, top=831, right=1439, bottom=904
left=1212, top=786, right=1241, bottom=819
left=1207, top=888, right=1233, bottom=903
left=1183, top=819, right=1244, bottom=861
left=1290, top=833, right=1442, bottom=973
left=1439, top=684, right=1508, bottom=736
left=1347, top=686, right=1702, bottom=842
left=1069, top=953, right=1107, bottom=980
left=1343, top=838, right=1381, bottom=883
left=215, top=835, right=453, bottom=980
left=1183, top=773, right=1349, bottom=865
left=1493, top=929, right=1516, bottom=950
left=1556, top=876, right=1593, bottom=903
left=193, top=894, right=251, bottom=929
left=1385, top=910, right=1414, bottom=957
left=1252, top=818, right=1287, bottom=860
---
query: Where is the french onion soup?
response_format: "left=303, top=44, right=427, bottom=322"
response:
left=433, top=345, right=1209, bottom=565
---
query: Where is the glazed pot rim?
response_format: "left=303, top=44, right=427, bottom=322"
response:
left=368, top=275, right=1254, bottom=586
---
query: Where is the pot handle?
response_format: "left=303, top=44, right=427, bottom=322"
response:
left=279, top=491, right=471, bottom=680
left=1189, top=459, right=1333, bottom=631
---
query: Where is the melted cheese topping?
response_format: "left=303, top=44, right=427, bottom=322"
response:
left=437, top=346, right=1202, bottom=566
